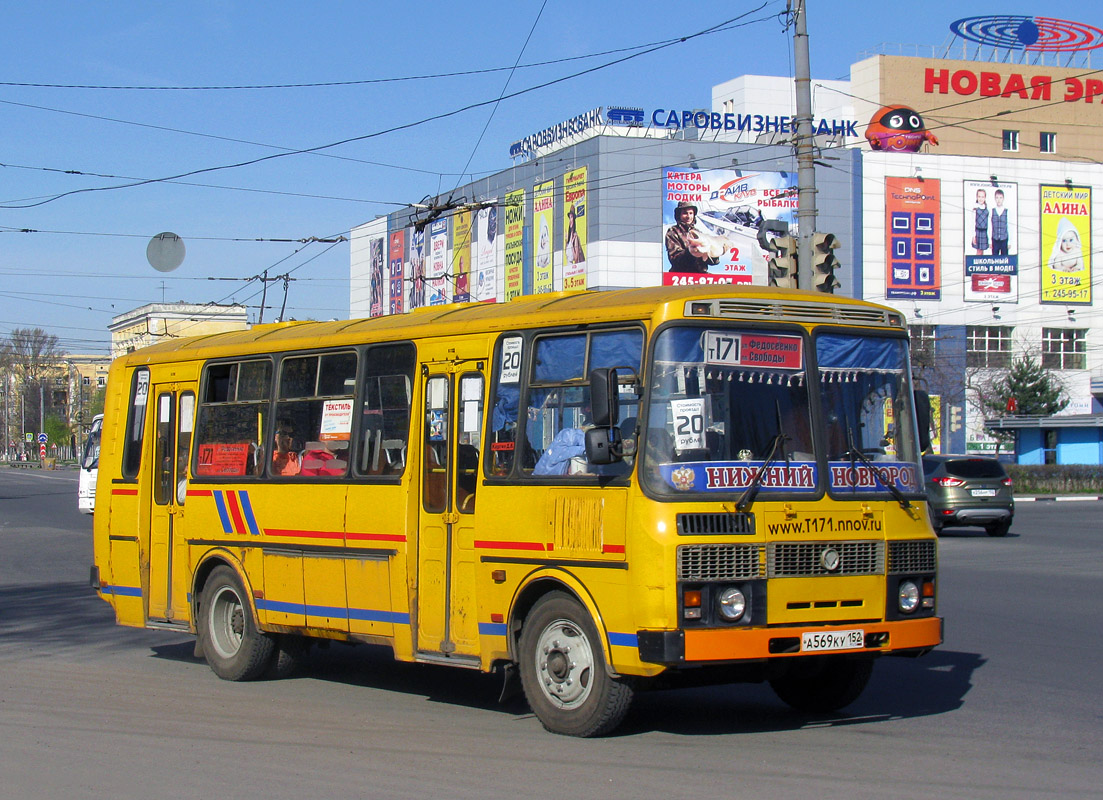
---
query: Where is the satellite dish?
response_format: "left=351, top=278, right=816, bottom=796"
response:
left=147, top=232, right=186, bottom=272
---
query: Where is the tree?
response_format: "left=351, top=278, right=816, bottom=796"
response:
left=971, top=354, right=1068, bottom=422
left=0, top=328, right=65, bottom=435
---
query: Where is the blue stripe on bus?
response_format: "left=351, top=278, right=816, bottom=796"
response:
left=237, top=491, right=261, bottom=536
left=212, top=491, right=233, bottom=534
left=478, top=622, right=508, bottom=637
left=101, top=584, right=143, bottom=597
left=608, top=631, right=638, bottom=648
left=256, top=598, right=410, bottom=626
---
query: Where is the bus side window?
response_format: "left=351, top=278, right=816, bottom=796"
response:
left=487, top=335, right=522, bottom=476
left=121, top=368, right=150, bottom=479
left=354, top=343, right=415, bottom=477
left=194, top=360, right=272, bottom=479
left=277, top=351, right=357, bottom=480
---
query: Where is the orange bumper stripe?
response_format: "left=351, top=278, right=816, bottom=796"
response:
left=684, top=616, right=942, bottom=662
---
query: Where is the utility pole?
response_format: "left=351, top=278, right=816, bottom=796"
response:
left=792, top=0, right=817, bottom=290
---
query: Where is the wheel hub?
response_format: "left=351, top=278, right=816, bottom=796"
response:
left=535, top=621, right=594, bottom=708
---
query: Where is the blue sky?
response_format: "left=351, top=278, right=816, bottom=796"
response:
left=1, top=1, right=1096, bottom=353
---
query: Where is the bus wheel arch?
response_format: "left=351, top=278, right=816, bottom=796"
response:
left=510, top=577, right=635, bottom=737
left=194, top=559, right=275, bottom=681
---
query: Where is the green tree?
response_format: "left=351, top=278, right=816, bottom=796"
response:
left=980, top=355, right=1068, bottom=418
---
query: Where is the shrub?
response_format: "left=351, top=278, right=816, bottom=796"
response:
left=1005, top=464, right=1103, bottom=495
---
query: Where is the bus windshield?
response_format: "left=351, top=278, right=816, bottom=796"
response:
left=641, top=326, right=921, bottom=498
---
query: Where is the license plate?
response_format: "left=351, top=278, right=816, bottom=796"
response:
left=801, top=629, right=865, bottom=652
left=971, top=489, right=997, bottom=497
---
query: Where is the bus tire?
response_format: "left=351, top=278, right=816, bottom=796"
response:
left=198, top=566, right=275, bottom=681
left=769, top=655, right=874, bottom=713
left=518, top=591, right=634, bottom=737
left=986, top=520, right=1011, bottom=537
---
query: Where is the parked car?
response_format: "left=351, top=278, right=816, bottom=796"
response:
left=923, top=455, right=1014, bottom=536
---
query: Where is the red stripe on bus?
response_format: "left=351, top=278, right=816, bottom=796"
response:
left=224, top=491, right=247, bottom=536
left=264, top=529, right=344, bottom=541
left=346, top=532, right=407, bottom=543
left=111, top=488, right=138, bottom=496
left=602, top=544, right=626, bottom=554
left=474, top=540, right=546, bottom=551
left=187, top=489, right=213, bottom=497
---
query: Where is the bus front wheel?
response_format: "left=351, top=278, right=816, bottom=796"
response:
left=769, top=655, right=874, bottom=713
left=517, top=592, right=634, bottom=737
left=198, top=566, right=275, bottom=681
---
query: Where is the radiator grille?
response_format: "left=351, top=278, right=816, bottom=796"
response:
left=677, top=512, right=755, bottom=536
left=887, top=539, right=937, bottom=574
left=767, top=541, right=884, bottom=577
left=706, top=300, right=899, bottom=328
left=677, top=543, right=765, bottom=581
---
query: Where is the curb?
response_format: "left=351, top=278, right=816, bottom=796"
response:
left=1014, top=495, right=1103, bottom=502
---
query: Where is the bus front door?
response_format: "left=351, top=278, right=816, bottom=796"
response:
left=147, top=388, right=195, bottom=624
left=416, top=366, right=485, bottom=662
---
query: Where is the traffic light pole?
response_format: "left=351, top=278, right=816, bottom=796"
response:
left=792, top=1, right=816, bottom=291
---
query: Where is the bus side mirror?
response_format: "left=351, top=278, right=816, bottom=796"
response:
left=589, top=368, right=619, bottom=428
left=913, top=389, right=932, bottom=453
left=586, top=426, right=622, bottom=465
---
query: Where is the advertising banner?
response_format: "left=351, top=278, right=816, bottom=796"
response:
left=964, top=180, right=1018, bottom=303
left=885, top=177, right=941, bottom=299
left=563, top=167, right=587, bottom=290
left=661, top=167, right=797, bottom=286
left=1040, top=184, right=1092, bottom=305
left=408, top=228, right=425, bottom=311
left=368, top=236, right=385, bottom=318
left=504, top=189, right=525, bottom=302
left=388, top=229, right=405, bottom=315
left=533, top=180, right=555, bottom=293
left=475, top=205, right=498, bottom=302
left=452, top=209, right=471, bottom=303
left=427, top=218, right=449, bottom=306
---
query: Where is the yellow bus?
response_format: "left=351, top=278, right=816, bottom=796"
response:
left=91, top=285, right=940, bottom=736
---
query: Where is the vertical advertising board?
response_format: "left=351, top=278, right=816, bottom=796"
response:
left=563, top=167, right=587, bottom=290
left=427, top=218, right=449, bottom=306
left=475, top=206, right=498, bottom=302
left=661, top=167, right=797, bottom=286
left=533, top=180, right=555, bottom=293
left=885, top=177, right=941, bottom=299
left=964, top=181, right=1018, bottom=303
left=408, top=228, right=425, bottom=311
left=368, top=236, right=385, bottom=318
left=388, top=229, right=405, bottom=315
left=1040, top=184, right=1092, bottom=305
left=504, top=189, right=525, bottom=302
left=452, top=209, right=471, bottom=303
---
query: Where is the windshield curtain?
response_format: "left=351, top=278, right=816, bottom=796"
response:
left=642, top=326, right=815, bottom=496
left=816, top=333, right=921, bottom=495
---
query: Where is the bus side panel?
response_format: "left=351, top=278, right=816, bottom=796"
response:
left=345, top=482, right=411, bottom=646
left=94, top=362, right=146, bottom=627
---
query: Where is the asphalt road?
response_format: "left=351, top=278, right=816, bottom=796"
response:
left=1, top=467, right=1100, bottom=799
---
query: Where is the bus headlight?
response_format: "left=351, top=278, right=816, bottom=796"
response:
left=897, top=580, right=920, bottom=614
left=717, top=587, right=746, bottom=621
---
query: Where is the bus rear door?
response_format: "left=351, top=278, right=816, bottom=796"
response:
left=148, top=386, right=195, bottom=625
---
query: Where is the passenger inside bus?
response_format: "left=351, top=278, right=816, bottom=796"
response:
left=300, top=438, right=348, bottom=476
left=271, top=420, right=301, bottom=476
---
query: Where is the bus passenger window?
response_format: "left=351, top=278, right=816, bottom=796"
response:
left=275, top=351, right=357, bottom=480
left=488, top=335, right=522, bottom=476
left=194, top=360, right=272, bottom=478
left=355, top=343, right=415, bottom=477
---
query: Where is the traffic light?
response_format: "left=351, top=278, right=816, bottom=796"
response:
left=812, top=232, right=841, bottom=293
left=950, top=405, right=963, bottom=432
left=766, top=234, right=798, bottom=289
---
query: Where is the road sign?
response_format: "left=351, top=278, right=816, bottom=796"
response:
left=24, top=432, right=32, bottom=443
left=37, top=432, right=48, bottom=444
left=39, top=444, right=47, bottom=459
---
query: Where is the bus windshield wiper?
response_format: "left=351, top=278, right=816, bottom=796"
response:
left=736, top=432, right=789, bottom=512
left=846, top=426, right=911, bottom=510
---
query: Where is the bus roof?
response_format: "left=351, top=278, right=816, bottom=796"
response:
left=114, top=285, right=902, bottom=366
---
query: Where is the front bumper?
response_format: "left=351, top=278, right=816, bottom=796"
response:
left=637, top=616, right=942, bottom=665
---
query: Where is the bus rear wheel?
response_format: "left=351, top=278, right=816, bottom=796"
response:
left=769, top=655, right=874, bottom=713
left=198, top=566, right=275, bottom=681
left=518, top=592, right=634, bottom=737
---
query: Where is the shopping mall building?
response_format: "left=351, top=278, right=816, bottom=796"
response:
left=351, top=20, right=1103, bottom=462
